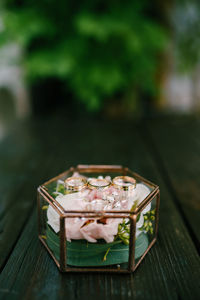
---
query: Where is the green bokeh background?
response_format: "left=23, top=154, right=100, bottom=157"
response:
left=0, top=0, right=168, bottom=116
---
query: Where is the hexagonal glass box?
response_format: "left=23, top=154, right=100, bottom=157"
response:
left=37, top=165, right=160, bottom=273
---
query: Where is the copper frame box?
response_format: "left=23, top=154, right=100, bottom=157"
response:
left=37, top=165, right=160, bottom=273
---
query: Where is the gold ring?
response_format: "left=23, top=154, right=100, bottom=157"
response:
left=87, top=178, right=111, bottom=190
left=64, top=177, right=87, bottom=191
left=112, top=176, right=136, bottom=191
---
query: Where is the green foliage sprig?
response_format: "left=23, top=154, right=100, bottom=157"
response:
left=116, top=208, right=155, bottom=244
left=116, top=219, right=130, bottom=245
left=140, top=209, right=155, bottom=234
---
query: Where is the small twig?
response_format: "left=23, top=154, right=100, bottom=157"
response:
left=103, top=248, right=111, bottom=261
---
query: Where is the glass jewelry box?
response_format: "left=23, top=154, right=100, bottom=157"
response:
left=37, top=165, right=160, bottom=273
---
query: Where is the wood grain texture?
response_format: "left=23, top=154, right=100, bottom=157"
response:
left=0, top=120, right=61, bottom=269
left=0, top=116, right=200, bottom=300
left=145, top=117, right=200, bottom=247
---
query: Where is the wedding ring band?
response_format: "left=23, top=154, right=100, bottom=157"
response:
left=112, top=176, right=136, bottom=191
left=87, top=178, right=111, bottom=190
left=65, top=177, right=87, bottom=191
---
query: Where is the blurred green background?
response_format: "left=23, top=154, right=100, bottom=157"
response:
left=0, top=0, right=200, bottom=125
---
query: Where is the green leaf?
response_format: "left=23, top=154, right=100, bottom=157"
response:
left=46, top=225, right=149, bottom=267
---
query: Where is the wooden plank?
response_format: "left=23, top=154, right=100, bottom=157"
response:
left=145, top=117, right=200, bottom=247
left=0, top=123, right=39, bottom=269
left=0, top=118, right=200, bottom=299
left=0, top=117, right=80, bottom=269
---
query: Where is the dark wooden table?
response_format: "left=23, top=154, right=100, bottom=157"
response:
left=0, top=114, right=200, bottom=300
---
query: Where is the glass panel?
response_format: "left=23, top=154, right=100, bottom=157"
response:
left=134, top=195, right=157, bottom=266
left=38, top=191, right=61, bottom=263
left=64, top=217, right=130, bottom=271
